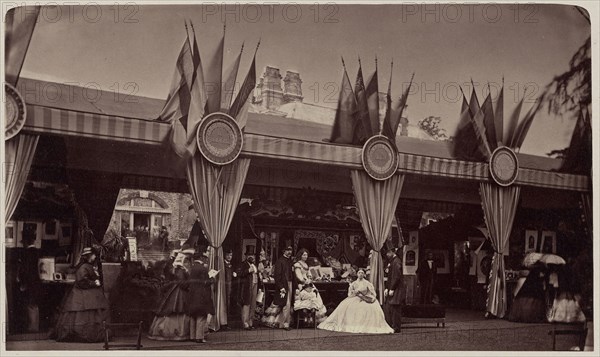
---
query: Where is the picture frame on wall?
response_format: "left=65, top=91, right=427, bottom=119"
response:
left=525, top=230, right=538, bottom=253
left=17, top=221, right=43, bottom=248
left=5, top=221, right=16, bottom=248
left=59, top=222, right=72, bottom=247
left=540, top=231, right=557, bottom=254
left=431, top=249, right=450, bottom=274
left=43, top=220, right=59, bottom=240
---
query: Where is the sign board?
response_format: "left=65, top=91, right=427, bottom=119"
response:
left=127, top=237, right=138, bottom=261
left=403, top=231, right=419, bottom=275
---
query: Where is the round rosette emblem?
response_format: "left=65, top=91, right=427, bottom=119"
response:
left=5, top=83, right=27, bottom=140
left=489, top=146, right=519, bottom=186
left=196, top=112, right=243, bottom=165
left=361, top=135, right=399, bottom=181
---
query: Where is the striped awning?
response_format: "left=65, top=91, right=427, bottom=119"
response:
left=22, top=104, right=590, bottom=192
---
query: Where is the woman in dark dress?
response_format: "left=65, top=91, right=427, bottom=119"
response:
left=508, top=265, right=547, bottom=323
left=147, top=265, right=191, bottom=340
left=185, top=251, right=215, bottom=343
left=54, top=247, right=109, bottom=342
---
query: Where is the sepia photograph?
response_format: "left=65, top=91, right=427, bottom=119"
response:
left=1, top=1, right=597, bottom=355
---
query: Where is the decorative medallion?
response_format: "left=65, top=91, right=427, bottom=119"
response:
left=5, top=83, right=27, bottom=140
left=196, top=112, right=243, bottom=165
left=489, top=146, right=519, bottom=186
left=361, top=135, right=398, bottom=181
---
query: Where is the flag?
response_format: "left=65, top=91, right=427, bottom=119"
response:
left=330, top=58, right=358, bottom=144
left=229, top=43, right=258, bottom=129
left=220, top=43, right=243, bottom=111
left=494, top=80, right=504, bottom=146
left=5, top=6, right=40, bottom=85
left=468, top=85, right=491, bottom=157
left=353, top=61, right=371, bottom=145
left=365, top=64, right=380, bottom=135
left=512, top=99, right=542, bottom=151
left=481, top=92, right=497, bottom=151
left=381, top=61, right=395, bottom=143
left=468, top=82, right=480, bottom=119
left=201, top=23, right=225, bottom=114
left=505, top=94, right=525, bottom=148
left=390, top=73, right=414, bottom=139
left=158, top=24, right=206, bottom=158
left=452, top=92, right=486, bottom=161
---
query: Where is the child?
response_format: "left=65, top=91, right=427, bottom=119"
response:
left=293, top=283, right=327, bottom=325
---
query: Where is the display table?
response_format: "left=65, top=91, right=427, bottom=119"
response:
left=263, top=281, right=349, bottom=311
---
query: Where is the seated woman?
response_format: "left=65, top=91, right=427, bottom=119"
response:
left=318, top=268, right=393, bottom=334
left=548, top=264, right=586, bottom=323
left=293, top=283, right=327, bottom=325
left=54, top=247, right=109, bottom=342
left=293, top=249, right=327, bottom=324
left=508, top=265, right=547, bottom=323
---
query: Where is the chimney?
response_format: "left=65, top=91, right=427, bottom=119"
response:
left=257, top=66, right=283, bottom=110
left=400, top=117, right=409, bottom=136
left=283, top=71, right=303, bottom=103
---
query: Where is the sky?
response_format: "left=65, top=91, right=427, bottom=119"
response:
left=19, top=2, right=591, bottom=156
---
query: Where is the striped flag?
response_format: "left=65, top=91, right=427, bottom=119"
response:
left=494, top=80, right=504, bottom=146
left=481, top=91, right=497, bottom=151
left=391, top=73, right=414, bottom=139
left=381, top=61, right=395, bottom=143
left=453, top=92, right=486, bottom=161
left=512, top=99, right=542, bottom=151
left=201, top=23, right=225, bottom=114
left=505, top=93, right=525, bottom=148
left=5, top=6, right=40, bottom=85
left=365, top=61, right=380, bottom=135
left=158, top=23, right=206, bottom=158
left=220, top=43, right=244, bottom=111
left=229, top=42, right=259, bottom=129
left=330, top=58, right=358, bottom=144
left=353, top=60, right=371, bottom=145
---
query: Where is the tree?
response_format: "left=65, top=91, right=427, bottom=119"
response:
left=418, top=116, right=448, bottom=141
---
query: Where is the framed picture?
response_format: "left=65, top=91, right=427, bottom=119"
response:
left=38, top=257, right=55, bottom=281
left=431, top=249, right=450, bottom=274
left=540, top=231, right=557, bottom=254
left=402, top=246, right=418, bottom=275
left=5, top=221, right=16, bottom=248
left=468, top=237, right=485, bottom=276
left=43, top=220, right=59, bottom=240
left=59, top=222, right=72, bottom=247
left=17, top=221, right=43, bottom=248
left=524, top=230, right=538, bottom=253
left=127, top=237, right=138, bottom=261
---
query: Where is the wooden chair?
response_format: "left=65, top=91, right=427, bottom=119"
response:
left=548, top=321, right=588, bottom=351
left=295, top=309, right=317, bottom=330
left=102, top=321, right=144, bottom=350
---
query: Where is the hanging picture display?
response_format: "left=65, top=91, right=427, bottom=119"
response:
left=540, top=231, right=557, bottom=254
left=17, top=221, right=43, bottom=248
left=43, top=220, right=59, bottom=240
left=402, top=230, right=419, bottom=275
left=5, top=221, right=16, bottom=248
left=524, top=230, right=538, bottom=253
left=58, top=222, right=72, bottom=247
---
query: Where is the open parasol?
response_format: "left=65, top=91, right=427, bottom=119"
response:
left=539, top=253, right=566, bottom=266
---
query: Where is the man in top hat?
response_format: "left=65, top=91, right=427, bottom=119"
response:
left=273, top=245, right=294, bottom=330
left=417, top=250, right=438, bottom=304
left=384, top=247, right=404, bottom=333
left=222, top=250, right=236, bottom=330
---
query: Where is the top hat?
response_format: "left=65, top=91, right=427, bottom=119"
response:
left=81, top=247, right=94, bottom=256
left=284, top=245, right=293, bottom=251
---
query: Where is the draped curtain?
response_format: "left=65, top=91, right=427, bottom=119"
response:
left=4, top=134, right=39, bottom=223
left=479, top=182, right=520, bottom=318
left=351, top=170, right=404, bottom=304
left=187, top=155, right=250, bottom=330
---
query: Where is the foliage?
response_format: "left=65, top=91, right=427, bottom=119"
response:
left=99, top=228, right=127, bottom=263
left=418, top=116, right=448, bottom=141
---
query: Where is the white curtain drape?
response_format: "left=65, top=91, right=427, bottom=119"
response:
left=351, top=170, right=404, bottom=304
left=479, top=182, right=520, bottom=318
left=4, top=134, right=39, bottom=223
left=187, top=155, right=250, bottom=330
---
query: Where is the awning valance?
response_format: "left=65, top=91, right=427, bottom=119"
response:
left=22, top=104, right=589, bottom=192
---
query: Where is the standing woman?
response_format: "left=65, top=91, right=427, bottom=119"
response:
left=185, top=249, right=215, bottom=343
left=239, top=255, right=259, bottom=330
left=54, top=247, right=109, bottom=342
left=292, top=248, right=327, bottom=324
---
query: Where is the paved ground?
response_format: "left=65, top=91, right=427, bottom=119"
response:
left=3, top=309, right=595, bottom=353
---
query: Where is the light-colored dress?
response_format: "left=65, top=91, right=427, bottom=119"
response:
left=318, top=278, right=393, bottom=334
left=293, top=261, right=327, bottom=324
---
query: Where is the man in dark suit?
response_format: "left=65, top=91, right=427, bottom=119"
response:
left=417, top=250, right=438, bottom=304
left=384, top=247, right=404, bottom=333
left=17, top=231, right=41, bottom=332
left=273, top=245, right=293, bottom=330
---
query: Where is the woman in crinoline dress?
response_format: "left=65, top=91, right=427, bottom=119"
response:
left=147, top=253, right=192, bottom=341
left=547, top=264, right=586, bottom=323
left=508, top=264, right=547, bottom=323
left=318, top=268, right=393, bottom=334
left=292, top=249, right=327, bottom=324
